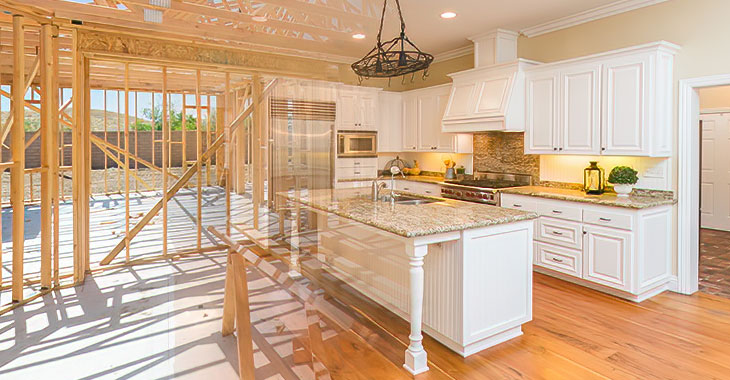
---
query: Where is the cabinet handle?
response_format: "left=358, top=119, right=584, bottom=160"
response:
left=551, top=231, right=563, bottom=236
left=552, top=210, right=563, bottom=214
left=513, top=204, right=523, bottom=208
left=425, top=190, right=432, bottom=194
left=551, top=257, right=564, bottom=263
left=599, top=217, right=612, bottom=222
left=404, top=187, right=410, bottom=191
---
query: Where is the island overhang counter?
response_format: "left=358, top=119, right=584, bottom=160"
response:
left=278, top=188, right=538, bottom=375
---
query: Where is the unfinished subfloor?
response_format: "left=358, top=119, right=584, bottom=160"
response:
left=1, top=182, right=255, bottom=303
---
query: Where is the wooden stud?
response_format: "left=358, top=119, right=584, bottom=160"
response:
left=51, top=25, right=60, bottom=286
left=40, top=22, right=55, bottom=289
left=83, top=57, right=91, bottom=273
left=103, top=89, right=108, bottom=193
left=252, top=76, right=262, bottom=230
left=231, top=252, right=256, bottom=380
left=134, top=90, right=138, bottom=193
left=196, top=69, right=202, bottom=251
left=224, top=74, right=231, bottom=238
left=206, top=94, right=212, bottom=187
left=11, top=15, right=25, bottom=302
left=162, top=67, right=168, bottom=257
left=182, top=92, right=187, bottom=177
left=124, top=63, right=130, bottom=263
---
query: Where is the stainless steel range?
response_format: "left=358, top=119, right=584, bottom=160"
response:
left=440, top=172, right=532, bottom=205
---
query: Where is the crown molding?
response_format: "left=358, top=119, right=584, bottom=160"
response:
left=520, top=0, right=668, bottom=38
left=433, top=45, right=473, bottom=62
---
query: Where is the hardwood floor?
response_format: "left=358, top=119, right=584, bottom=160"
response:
left=245, top=245, right=730, bottom=380
left=700, top=228, right=730, bottom=298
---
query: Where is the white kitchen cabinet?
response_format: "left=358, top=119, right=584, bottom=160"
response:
left=399, top=85, right=471, bottom=153
left=583, top=225, right=632, bottom=291
left=337, top=86, right=378, bottom=131
left=525, top=63, right=601, bottom=155
left=394, top=180, right=441, bottom=196
left=402, top=95, right=418, bottom=151
left=524, top=41, right=678, bottom=157
left=500, top=193, right=672, bottom=302
left=525, top=69, right=559, bottom=154
left=562, top=63, right=601, bottom=154
left=377, top=91, right=403, bottom=152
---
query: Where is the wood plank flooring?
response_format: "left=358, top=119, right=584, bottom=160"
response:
left=245, top=245, right=730, bottom=380
left=700, top=228, right=730, bottom=298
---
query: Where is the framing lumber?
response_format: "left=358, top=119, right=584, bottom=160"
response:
left=162, top=67, right=169, bottom=257
left=252, top=75, right=262, bottom=230
left=99, top=131, right=227, bottom=265
left=88, top=134, right=180, bottom=181
left=124, top=63, right=130, bottom=263
left=11, top=15, right=26, bottom=302
left=51, top=25, right=61, bottom=286
left=39, top=23, right=56, bottom=289
left=90, top=137, right=154, bottom=191
left=1, top=56, right=40, bottom=145
left=196, top=69, right=203, bottom=251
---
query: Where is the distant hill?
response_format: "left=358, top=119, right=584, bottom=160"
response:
left=1, top=109, right=150, bottom=132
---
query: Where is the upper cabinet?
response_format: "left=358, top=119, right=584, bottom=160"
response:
left=337, top=86, right=378, bottom=130
left=401, top=85, right=472, bottom=153
left=442, top=60, right=538, bottom=133
left=524, top=41, right=679, bottom=157
left=377, top=91, right=403, bottom=152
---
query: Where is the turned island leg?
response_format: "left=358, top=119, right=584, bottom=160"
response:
left=404, top=244, right=429, bottom=375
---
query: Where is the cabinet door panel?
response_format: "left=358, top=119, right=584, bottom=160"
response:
left=402, top=96, right=418, bottom=151
left=475, top=76, right=511, bottom=115
left=562, top=64, right=601, bottom=154
left=360, top=93, right=377, bottom=130
left=418, top=95, right=439, bottom=151
left=583, top=225, right=631, bottom=291
left=443, top=82, right=475, bottom=119
left=525, top=71, right=559, bottom=154
left=602, top=57, right=648, bottom=155
left=436, top=91, right=455, bottom=151
left=338, top=92, right=359, bottom=129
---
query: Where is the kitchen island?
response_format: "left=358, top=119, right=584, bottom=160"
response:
left=279, top=188, right=537, bottom=375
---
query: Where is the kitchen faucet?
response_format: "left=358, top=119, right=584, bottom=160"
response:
left=372, top=165, right=404, bottom=201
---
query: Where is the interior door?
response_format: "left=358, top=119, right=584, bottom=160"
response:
left=700, top=113, right=730, bottom=231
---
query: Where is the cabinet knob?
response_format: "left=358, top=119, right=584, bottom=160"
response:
left=553, top=147, right=558, bottom=151
left=559, top=147, right=563, bottom=151
left=601, top=147, right=606, bottom=151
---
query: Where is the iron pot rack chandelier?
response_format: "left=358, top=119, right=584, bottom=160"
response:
left=351, top=0, right=433, bottom=83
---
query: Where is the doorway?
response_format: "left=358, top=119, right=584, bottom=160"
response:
left=698, top=86, right=730, bottom=297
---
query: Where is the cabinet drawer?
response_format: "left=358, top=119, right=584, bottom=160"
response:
left=583, top=209, right=633, bottom=231
left=537, top=202, right=582, bottom=221
left=535, top=241, right=582, bottom=278
left=335, top=157, right=378, bottom=169
left=500, top=196, right=538, bottom=213
left=337, top=166, right=377, bottom=179
left=396, top=181, right=441, bottom=196
left=537, top=217, right=583, bottom=249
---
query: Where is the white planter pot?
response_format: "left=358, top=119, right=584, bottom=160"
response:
left=612, top=184, right=634, bottom=197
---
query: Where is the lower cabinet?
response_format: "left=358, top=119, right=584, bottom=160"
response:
left=501, top=193, right=672, bottom=302
left=394, top=180, right=441, bottom=196
left=583, top=225, right=632, bottom=292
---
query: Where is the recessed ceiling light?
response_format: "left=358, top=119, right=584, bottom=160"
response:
left=252, top=16, right=267, bottom=22
left=440, top=11, right=457, bottom=19
left=352, top=33, right=366, bottom=39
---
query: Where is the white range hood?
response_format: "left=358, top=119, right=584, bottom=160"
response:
left=442, top=30, right=537, bottom=133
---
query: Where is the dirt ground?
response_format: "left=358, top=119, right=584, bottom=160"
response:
left=1, top=164, right=227, bottom=204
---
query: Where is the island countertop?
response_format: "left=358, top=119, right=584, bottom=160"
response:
left=501, top=186, right=676, bottom=209
left=279, top=188, right=537, bottom=238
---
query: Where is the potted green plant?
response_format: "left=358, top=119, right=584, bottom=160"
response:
left=607, top=166, right=639, bottom=197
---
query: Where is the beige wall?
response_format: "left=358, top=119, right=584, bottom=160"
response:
left=699, top=86, right=730, bottom=110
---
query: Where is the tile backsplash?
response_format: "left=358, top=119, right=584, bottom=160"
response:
left=473, top=132, right=539, bottom=179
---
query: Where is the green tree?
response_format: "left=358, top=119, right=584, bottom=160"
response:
left=132, top=103, right=216, bottom=131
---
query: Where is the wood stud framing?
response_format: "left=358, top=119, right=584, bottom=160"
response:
left=11, top=15, right=26, bottom=302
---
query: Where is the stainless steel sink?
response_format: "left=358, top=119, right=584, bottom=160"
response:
left=379, top=195, right=439, bottom=205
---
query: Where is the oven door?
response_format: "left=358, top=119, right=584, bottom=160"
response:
left=337, top=132, right=377, bottom=158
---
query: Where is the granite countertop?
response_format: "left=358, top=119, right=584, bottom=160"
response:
left=501, top=186, right=676, bottom=209
left=279, top=188, right=537, bottom=238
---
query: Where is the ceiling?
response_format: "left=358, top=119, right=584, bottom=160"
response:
left=2, top=0, right=658, bottom=62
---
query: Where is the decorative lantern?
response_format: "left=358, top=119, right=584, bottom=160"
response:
left=583, top=161, right=605, bottom=195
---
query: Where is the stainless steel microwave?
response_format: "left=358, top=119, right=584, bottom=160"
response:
left=337, top=131, right=377, bottom=158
